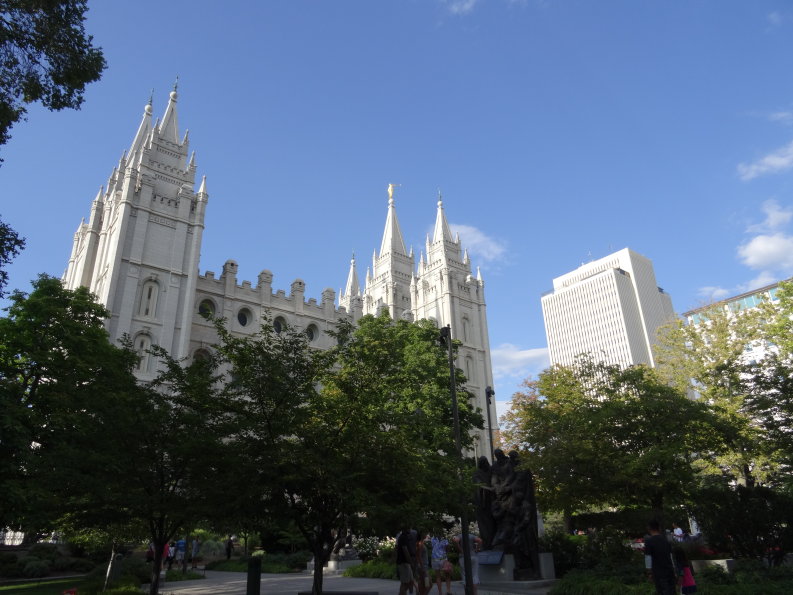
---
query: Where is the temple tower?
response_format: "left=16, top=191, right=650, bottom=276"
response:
left=63, top=88, right=208, bottom=376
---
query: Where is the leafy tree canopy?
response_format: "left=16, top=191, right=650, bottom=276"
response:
left=0, top=214, right=24, bottom=296
left=0, top=0, right=105, bottom=151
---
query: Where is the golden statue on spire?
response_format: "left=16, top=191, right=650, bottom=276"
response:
left=387, top=183, right=400, bottom=201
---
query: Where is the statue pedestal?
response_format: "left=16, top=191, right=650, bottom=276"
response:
left=477, top=552, right=555, bottom=582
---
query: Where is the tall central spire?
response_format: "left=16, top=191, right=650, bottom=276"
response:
left=379, top=184, right=408, bottom=257
left=432, top=191, right=454, bottom=244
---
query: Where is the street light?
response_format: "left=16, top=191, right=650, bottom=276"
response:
left=439, top=325, right=474, bottom=595
left=485, top=386, right=495, bottom=461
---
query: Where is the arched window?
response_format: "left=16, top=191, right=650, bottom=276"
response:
left=273, top=316, right=287, bottom=334
left=465, top=356, right=475, bottom=383
left=138, top=280, right=159, bottom=318
left=135, top=334, right=152, bottom=372
left=462, top=316, right=471, bottom=342
left=237, top=308, right=253, bottom=328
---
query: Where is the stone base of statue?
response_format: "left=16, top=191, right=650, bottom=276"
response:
left=477, top=552, right=555, bottom=583
left=305, top=551, right=362, bottom=575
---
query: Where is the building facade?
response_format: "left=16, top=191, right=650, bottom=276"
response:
left=62, top=90, right=497, bottom=457
left=541, top=248, right=675, bottom=368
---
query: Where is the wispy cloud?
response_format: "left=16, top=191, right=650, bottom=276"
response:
left=747, top=199, right=793, bottom=232
left=769, top=111, right=793, bottom=124
left=696, top=286, right=731, bottom=301
left=768, top=11, right=783, bottom=27
left=698, top=200, right=793, bottom=299
left=450, top=223, right=507, bottom=264
left=491, top=343, right=549, bottom=381
left=738, top=140, right=793, bottom=180
left=441, top=0, right=479, bottom=15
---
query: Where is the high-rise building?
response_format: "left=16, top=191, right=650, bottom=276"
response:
left=541, top=248, right=675, bottom=368
left=62, top=89, right=497, bottom=456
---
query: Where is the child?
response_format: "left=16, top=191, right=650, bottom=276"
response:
left=673, top=548, right=697, bottom=594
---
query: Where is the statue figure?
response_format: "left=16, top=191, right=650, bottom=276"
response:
left=473, top=456, right=496, bottom=550
left=387, top=183, right=400, bottom=201
left=475, top=449, right=540, bottom=580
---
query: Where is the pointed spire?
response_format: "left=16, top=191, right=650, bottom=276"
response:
left=197, top=175, right=207, bottom=195
left=463, top=248, right=470, bottom=265
left=159, top=84, right=180, bottom=144
left=379, top=184, right=408, bottom=257
left=128, top=98, right=153, bottom=159
left=189, top=151, right=196, bottom=168
left=477, top=266, right=483, bottom=282
left=93, top=186, right=104, bottom=203
left=365, top=267, right=372, bottom=285
left=343, top=254, right=361, bottom=298
left=432, top=192, right=454, bottom=244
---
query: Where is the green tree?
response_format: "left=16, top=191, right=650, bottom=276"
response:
left=217, top=312, right=482, bottom=595
left=0, top=214, right=25, bottom=295
left=0, top=275, right=133, bottom=533
left=654, top=306, right=773, bottom=486
left=503, top=358, right=726, bottom=525
left=50, top=344, right=236, bottom=595
left=0, top=0, right=106, bottom=152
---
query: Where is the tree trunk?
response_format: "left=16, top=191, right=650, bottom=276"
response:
left=150, top=542, right=164, bottom=595
left=103, top=542, right=117, bottom=592
left=312, top=541, right=326, bottom=595
left=563, top=510, right=572, bottom=534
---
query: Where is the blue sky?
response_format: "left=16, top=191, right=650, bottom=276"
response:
left=3, top=1, right=793, bottom=419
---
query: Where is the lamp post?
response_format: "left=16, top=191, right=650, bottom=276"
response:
left=439, top=325, right=474, bottom=595
left=485, top=386, right=495, bottom=461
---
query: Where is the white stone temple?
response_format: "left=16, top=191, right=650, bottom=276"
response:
left=62, top=89, right=497, bottom=456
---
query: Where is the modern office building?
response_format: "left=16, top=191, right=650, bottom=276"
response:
left=61, top=88, right=498, bottom=457
left=541, top=248, right=675, bottom=368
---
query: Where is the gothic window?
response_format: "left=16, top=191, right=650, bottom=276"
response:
left=465, top=356, right=475, bottom=383
left=198, top=299, right=216, bottom=319
left=273, top=316, right=287, bottom=334
left=462, top=316, right=471, bottom=342
left=305, top=324, right=319, bottom=342
left=238, top=308, right=252, bottom=327
left=138, top=280, right=159, bottom=318
left=135, top=334, right=152, bottom=372
left=193, top=348, right=212, bottom=362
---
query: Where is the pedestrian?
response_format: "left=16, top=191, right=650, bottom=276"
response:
left=453, top=531, right=483, bottom=595
left=166, top=542, right=176, bottom=570
left=416, top=530, right=431, bottom=595
left=644, top=520, right=676, bottom=595
left=175, top=537, right=186, bottom=569
left=429, top=534, right=451, bottom=595
left=396, top=526, right=417, bottom=595
left=674, top=548, right=697, bottom=594
left=225, top=537, right=233, bottom=560
left=191, top=537, right=201, bottom=568
left=145, top=542, right=154, bottom=563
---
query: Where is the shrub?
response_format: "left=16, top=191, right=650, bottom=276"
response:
left=352, top=536, right=380, bottom=561
left=344, top=558, right=398, bottom=580
left=22, top=558, right=51, bottom=578
left=28, top=543, right=59, bottom=561
left=539, top=530, right=585, bottom=576
left=70, top=557, right=97, bottom=573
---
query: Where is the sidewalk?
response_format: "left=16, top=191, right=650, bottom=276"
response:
left=155, top=571, right=554, bottom=595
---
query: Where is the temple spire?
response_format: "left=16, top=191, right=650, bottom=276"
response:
left=343, top=254, right=360, bottom=298
left=379, top=184, right=408, bottom=257
left=432, top=192, right=454, bottom=244
left=128, top=98, right=153, bottom=159
left=159, top=84, right=180, bottom=144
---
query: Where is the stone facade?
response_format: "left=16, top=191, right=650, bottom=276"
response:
left=63, top=90, right=497, bottom=457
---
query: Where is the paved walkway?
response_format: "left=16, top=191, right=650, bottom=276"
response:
left=154, top=571, right=554, bottom=595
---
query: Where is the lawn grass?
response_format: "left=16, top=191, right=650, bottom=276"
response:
left=0, top=576, right=89, bottom=594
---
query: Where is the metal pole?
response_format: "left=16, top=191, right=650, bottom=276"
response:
left=485, top=386, right=495, bottom=461
left=440, top=325, right=474, bottom=595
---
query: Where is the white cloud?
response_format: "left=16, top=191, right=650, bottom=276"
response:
left=747, top=199, right=793, bottom=232
left=491, top=343, right=549, bottom=380
left=769, top=111, right=793, bottom=124
left=696, top=286, right=731, bottom=301
left=737, top=233, right=793, bottom=270
left=736, top=271, right=779, bottom=293
left=768, top=11, right=783, bottom=27
left=737, top=140, right=793, bottom=180
left=450, top=223, right=507, bottom=263
left=442, top=0, right=478, bottom=14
